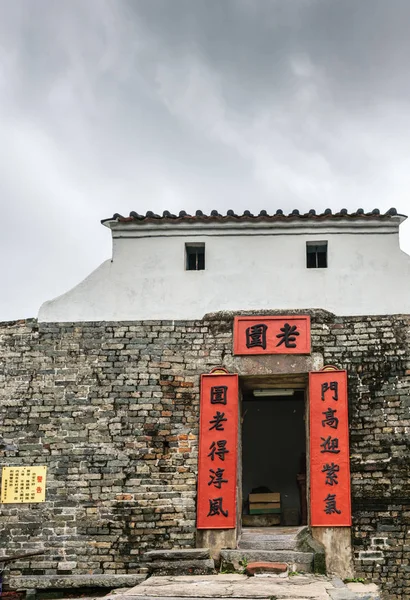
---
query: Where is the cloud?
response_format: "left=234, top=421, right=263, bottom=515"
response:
left=1, top=0, right=410, bottom=319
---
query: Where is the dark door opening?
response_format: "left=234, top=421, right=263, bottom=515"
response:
left=241, top=390, right=307, bottom=527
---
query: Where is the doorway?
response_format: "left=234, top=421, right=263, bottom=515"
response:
left=241, top=387, right=307, bottom=528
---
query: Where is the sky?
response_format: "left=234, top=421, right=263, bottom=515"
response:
left=2, top=0, right=410, bottom=320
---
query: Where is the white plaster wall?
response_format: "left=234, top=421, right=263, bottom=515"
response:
left=39, top=223, right=410, bottom=321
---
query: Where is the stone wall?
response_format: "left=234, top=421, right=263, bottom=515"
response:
left=0, top=311, right=409, bottom=599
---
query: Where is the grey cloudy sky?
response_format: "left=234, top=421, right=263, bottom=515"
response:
left=2, top=0, right=410, bottom=320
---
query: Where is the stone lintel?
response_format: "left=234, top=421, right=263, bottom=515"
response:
left=224, top=352, right=324, bottom=377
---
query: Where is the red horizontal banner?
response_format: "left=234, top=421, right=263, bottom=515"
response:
left=234, top=316, right=310, bottom=355
left=197, top=373, right=238, bottom=529
left=309, top=370, right=351, bottom=526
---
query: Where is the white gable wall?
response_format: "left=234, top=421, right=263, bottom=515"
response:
left=38, top=219, right=410, bottom=321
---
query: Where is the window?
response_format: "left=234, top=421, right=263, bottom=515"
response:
left=186, top=243, right=205, bottom=270
left=306, top=241, right=328, bottom=268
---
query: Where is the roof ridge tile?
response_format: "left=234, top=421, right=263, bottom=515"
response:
left=101, top=207, right=404, bottom=225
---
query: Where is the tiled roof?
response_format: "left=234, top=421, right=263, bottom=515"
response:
left=102, top=207, right=404, bottom=224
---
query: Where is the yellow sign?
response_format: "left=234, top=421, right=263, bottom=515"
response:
left=1, top=466, right=47, bottom=503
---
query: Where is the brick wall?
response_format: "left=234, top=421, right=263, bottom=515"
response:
left=311, top=315, right=410, bottom=599
left=0, top=311, right=409, bottom=598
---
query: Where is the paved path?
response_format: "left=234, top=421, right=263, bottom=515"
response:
left=105, top=574, right=380, bottom=600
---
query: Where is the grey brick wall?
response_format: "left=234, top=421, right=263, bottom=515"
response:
left=0, top=311, right=409, bottom=598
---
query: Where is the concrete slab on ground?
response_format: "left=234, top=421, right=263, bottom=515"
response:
left=346, top=582, right=379, bottom=593
left=105, top=573, right=380, bottom=600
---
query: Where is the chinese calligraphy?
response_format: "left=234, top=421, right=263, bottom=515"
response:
left=208, top=440, right=229, bottom=461
left=234, top=316, right=311, bottom=356
left=320, top=436, right=340, bottom=454
left=207, top=399, right=229, bottom=518
left=324, top=493, right=341, bottom=515
left=208, top=468, right=228, bottom=489
left=207, top=497, right=228, bottom=517
left=209, top=386, right=228, bottom=496
left=309, top=370, right=351, bottom=526
left=210, top=386, right=227, bottom=405
left=198, top=373, right=238, bottom=529
left=209, top=411, right=227, bottom=431
left=322, top=407, right=339, bottom=429
left=246, top=322, right=301, bottom=350
left=245, top=324, right=267, bottom=349
left=276, top=323, right=300, bottom=348
left=321, top=381, right=338, bottom=401
left=322, top=463, right=340, bottom=486
left=321, top=385, right=341, bottom=511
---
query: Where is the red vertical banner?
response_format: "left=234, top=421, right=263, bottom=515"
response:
left=197, top=373, right=238, bottom=529
left=309, top=370, right=351, bottom=526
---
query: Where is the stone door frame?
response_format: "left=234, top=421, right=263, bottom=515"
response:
left=197, top=352, right=354, bottom=578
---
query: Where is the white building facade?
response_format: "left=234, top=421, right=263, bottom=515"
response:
left=39, top=208, right=410, bottom=322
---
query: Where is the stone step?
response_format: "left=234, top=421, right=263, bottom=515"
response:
left=220, top=549, right=314, bottom=573
left=147, top=558, right=215, bottom=576
left=239, top=536, right=298, bottom=551
left=239, top=526, right=302, bottom=551
left=8, top=574, right=146, bottom=590
left=242, top=514, right=280, bottom=527
left=144, top=548, right=210, bottom=562
left=245, top=561, right=288, bottom=576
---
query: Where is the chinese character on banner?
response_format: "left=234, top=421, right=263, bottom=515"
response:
left=210, top=386, right=227, bottom=405
left=197, top=372, right=238, bottom=529
left=321, top=381, right=338, bottom=401
left=234, top=316, right=310, bottom=355
left=276, top=323, right=300, bottom=348
left=208, top=468, right=228, bottom=489
left=208, top=440, right=229, bottom=461
left=322, top=407, right=339, bottom=429
left=320, top=436, right=340, bottom=454
left=245, top=324, right=268, bottom=349
left=309, top=370, right=351, bottom=526
left=209, top=411, right=227, bottom=431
